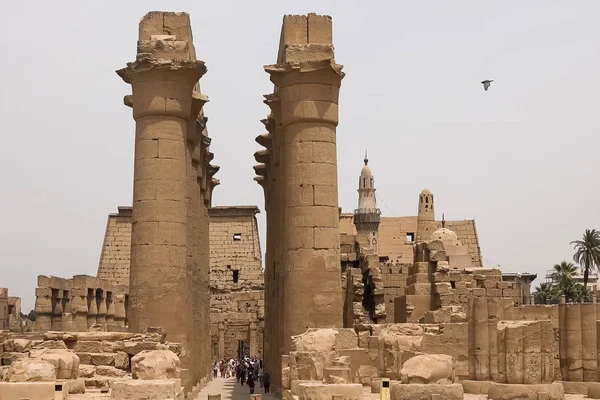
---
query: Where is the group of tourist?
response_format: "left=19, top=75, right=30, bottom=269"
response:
left=212, top=357, right=271, bottom=394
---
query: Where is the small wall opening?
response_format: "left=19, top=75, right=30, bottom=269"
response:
left=233, top=270, right=239, bottom=283
left=406, top=232, right=415, bottom=242
left=233, top=233, right=242, bottom=241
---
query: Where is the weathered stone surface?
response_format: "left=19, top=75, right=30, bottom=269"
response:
left=8, top=359, right=56, bottom=382
left=111, top=379, right=182, bottom=400
left=95, top=365, right=127, bottom=377
left=131, top=350, right=181, bottom=380
left=399, top=354, right=455, bottom=384
left=335, top=329, right=358, bottom=350
left=35, top=340, right=68, bottom=350
left=73, top=340, right=104, bottom=353
left=35, top=349, right=80, bottom=379
left=64, top=378, right=86, bottom=394
left=390, top=382, right=463, bottom=400
left=487, top=382, right=564, bottom=400
left=114, top=351, right=129, bottom=369
left=123, top=340, right=161, bottom=355
left=4, top=339, right=32, bottom=353
left=1, top=352, right=26, bottom=365
left=78, top=364, right=95, bottom=378
left=43, top=331, right=78, bottom=341
left=292, top=328, right=337, bottom=352
left=295, top=382, right=363, bottom=400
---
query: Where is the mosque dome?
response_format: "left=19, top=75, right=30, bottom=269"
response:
left=431, top=227, right=458, bottom=241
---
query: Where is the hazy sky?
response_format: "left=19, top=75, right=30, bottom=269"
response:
left=1, top=1, right=599, bottom=312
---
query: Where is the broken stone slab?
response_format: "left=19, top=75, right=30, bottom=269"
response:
left=131, top=350, right=181, bottom=380
left=33, top=340, right=67, bottom=350
left=3, top=339, right=32, bottom=353
left=111, top=378, right=182, bottom=400
left=34, top=348, right=80, bottom=380
left=78, top=364, right=95, bottom=378
left=487, top=382, right=564, bottom=400
left=390, top=382, right=463, bottom=400
left=8, top=359, right=56, bottom=382
left=95, top=365, right=127, bottom=377
left=323, top=367, right=351, bottom=384
left=123, top=340, right=162, bottom=355
left=400, top=354, right=455, bottom=384
left=1, top=352, right=26, bottom=365
left=59, top=378, right=86, bottom=394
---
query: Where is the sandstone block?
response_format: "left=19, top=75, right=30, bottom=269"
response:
left=323, top=367, right=351, bottom=384
left=8, top=359, right=56, bottom=382
left=400, top=354, right=455, bottom=384
left=123, top=340, right=161, bottom=355
left=114, top=351, right=129, bottom=369
left=43, top=331, right=78, bottom=342
left=131, top=350, right=181, bottom=380
left=390, top=382, right=463, bottom=400
left=2, top=352, right=26, bottom=365
left=35, top=349, right=80, bottom=379
left=111, top=379, right=182, bottom=400
left=35, top=340, right=67, bottom=350
left=0, top=382, right=69, bottom=399
left=78, top=364, right=95, bottom=378
left=95, top=365, right=127, bottom=377
left=4, top=339, right=32, bottom=353
left=335, top=329, right=358, bottom=350
left=73, top=340, right=103, bottom=353
left=63, top=378, right=86, bottom=394
left=292, top=328, right=337, bottom=352
left=296, top=382, right=363, bottom=400
left=487, top=382, right=564, bottom=400
left=358, top=331, right=369, bottom=348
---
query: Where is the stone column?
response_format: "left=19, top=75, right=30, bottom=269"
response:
left=34, top=287, right=52, bottom=331
left=96, top=290, right=107, bottom=325
left=581, top=303, right=598, bottom=381
left=105, top=292, right=115, bottom=326
left=118, top=57, right=206, bottom=376
left=249, top=321, right=258, bottom=358
left=218, top=322, right=225, bottom=359
left=468, top=296, right=490, bottom=381
left=51, top=289, right=63, bottom=330
left=264, top=60, right=344, bottom=351
left=87, top=289, right=98, bottom=329
left=114, top=293, right=126, bottom=328
left=70, top=288, right=89, bottom=331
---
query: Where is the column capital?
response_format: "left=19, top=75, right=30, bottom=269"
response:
left=264, top=60, right=344, bottom=87
left=253, top=163, right=267, bottom=177
left=255, top=133, right=272, bottom=150
left=254, top=149, right=270, bottom=164
left=261, top=116, right=276, bottom=135
left=117, top=58, right=206, bottom=84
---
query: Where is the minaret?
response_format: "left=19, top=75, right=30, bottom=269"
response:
left=416, top=188, right=436, bottom=241
left=353, top=151, right=381, bottom=252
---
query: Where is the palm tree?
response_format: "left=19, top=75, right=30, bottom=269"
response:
left=552, top=261, right=577, bottom=297
left=571, top=283, right=592, bottom=303
left=533, top=282, right=559, bottom=305
left=571, top=229, right=600, bottom=289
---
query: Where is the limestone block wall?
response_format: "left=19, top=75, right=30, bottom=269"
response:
left=33, top=275, right=128, bottom=332
left=96, top=207, right=132, bottom=286
left=208, top=206, right=264, bottom=360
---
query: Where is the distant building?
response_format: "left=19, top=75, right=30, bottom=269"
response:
left=545, top=268, right=599, bottom=292
left=0, top=288, right=21, bottom=330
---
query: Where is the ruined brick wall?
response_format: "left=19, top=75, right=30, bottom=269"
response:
left=340, top=214, right=482, bottom=267
left=96, top=207, right=132, bottom=286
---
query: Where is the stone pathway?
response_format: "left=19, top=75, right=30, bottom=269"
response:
left=195, top=377, right=275, bottom=400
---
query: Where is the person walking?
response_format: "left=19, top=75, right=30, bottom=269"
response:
left=212, top=362, right=218, bottom=379
left=263, top=370, right=271, bottom=394
left=258, top=366, right=264, bottom=387
left=247, top=372, right=256, bottom=394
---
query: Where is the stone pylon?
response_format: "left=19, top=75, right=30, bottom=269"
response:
left=254, top=13, right=344, bottom=391
left=117, top=11, right=217, bottom=391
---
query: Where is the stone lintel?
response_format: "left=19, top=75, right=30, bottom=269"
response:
left=209, top=206, right=260, bottom=218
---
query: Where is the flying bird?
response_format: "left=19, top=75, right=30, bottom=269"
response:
left=481, top=80, right=494, bottom=91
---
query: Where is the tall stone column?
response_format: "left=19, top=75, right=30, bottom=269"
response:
left=249, top=321, right=258, bottom=358
left=218, top=322, right=225, bottom=359
left=87, top=289, right=98, bottom=329
left=34, top=287, right=52, bottom=331
left=114, top=293, right=126, bottom=328
left=70, top=288, right=88, bottom=331
left=96, top=290, right=107, bottom=325
left=117, top=57, right=206, bottom=371
left=265, top=60, right=344, bottom=351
